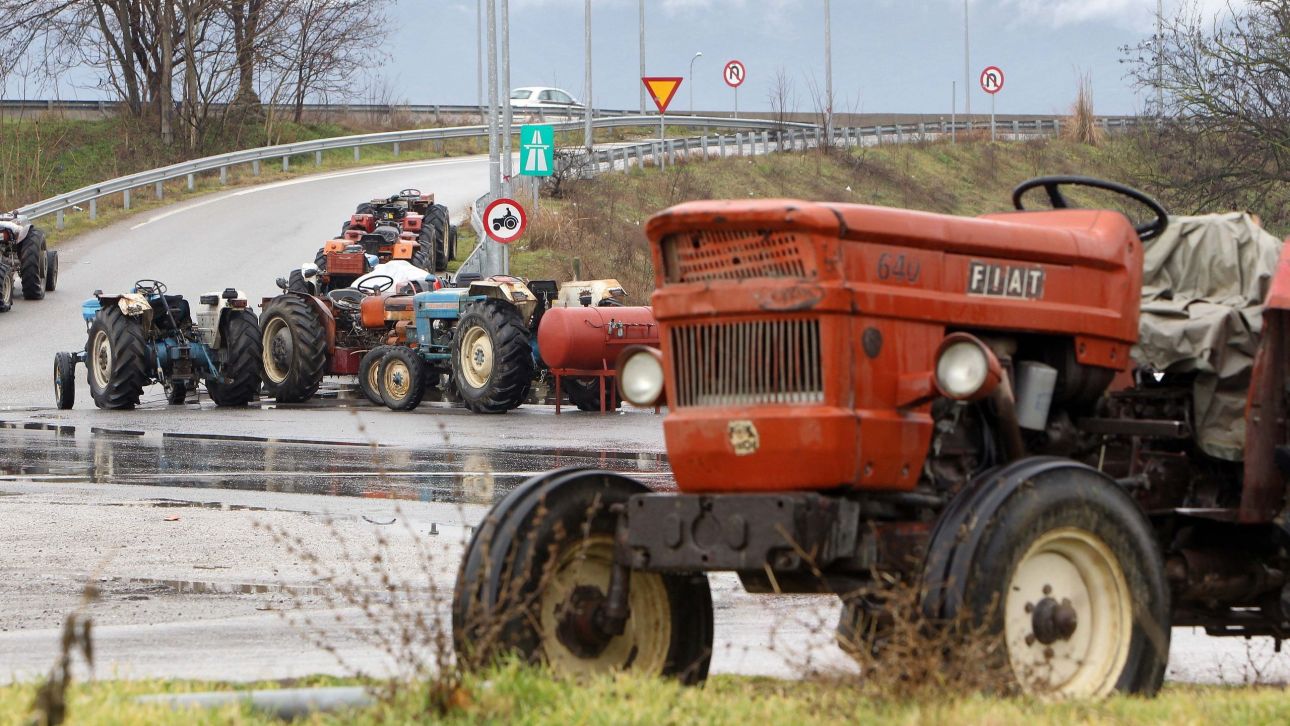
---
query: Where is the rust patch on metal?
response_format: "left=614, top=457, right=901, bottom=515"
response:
left=728, top=420, right=760, bottom=456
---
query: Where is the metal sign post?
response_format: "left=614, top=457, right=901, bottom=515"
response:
left=980, top=65, right=1004, bottom=142
left=724, top=60, right=746, bottom=119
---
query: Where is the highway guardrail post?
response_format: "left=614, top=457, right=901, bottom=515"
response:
left=123, top=189, right=130, bottom=210
left=393, top=142, right=400, bottom=157
left=252, top=160, right=260, bottom=176
left=282, top=156, right=289, bottom=172
left=187, top=173, right=194, bottom=190
left=89, top=199, right=96, bottom=221
left=156, top=181, right=163, bottom=199
left=315, top=152, right=322, bottom=166
left=354, top=147, right=360, bottom=161
left=56, top=210, right=63, bottom=230
left=220, top=166, right=228, bottom=184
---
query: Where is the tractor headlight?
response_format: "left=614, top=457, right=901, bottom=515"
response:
left=617, top=346, right=665, bottom=407
left=934, top=333, right=1002, bottom=401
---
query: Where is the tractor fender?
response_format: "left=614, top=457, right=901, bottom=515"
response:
left=95, top=293, right=151, bottom=322
left=919, top=456, right=1128, bottom=619
left=297, top=292, right=337, bottom=355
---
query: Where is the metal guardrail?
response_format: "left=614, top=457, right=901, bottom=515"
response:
left=454, top=115, right=1145, bottom=280
left=14, top=115, right=820, bottom=226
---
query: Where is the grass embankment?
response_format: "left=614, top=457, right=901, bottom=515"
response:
left=516, top=134, right=1283, bottom=298
left=3, top=665, right=1289, bottom=724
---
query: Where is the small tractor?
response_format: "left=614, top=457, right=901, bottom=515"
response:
left=0, top=211, right=58, bottom=311
left=365, top=277, right=641, bottom=414
left=323, top=189, right=458, bottom=273
left=53, top=279, right=262, bottom=409
left=452, top=177, right=1290, bottom=698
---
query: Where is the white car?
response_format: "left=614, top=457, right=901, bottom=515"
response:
left=509, top=87, right=583, bottom=116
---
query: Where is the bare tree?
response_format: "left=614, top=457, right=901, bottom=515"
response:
left=767, top=66, right=798, bottom=148
left=269, top=0, right=391, bottom=123
left=1123, top=0, right=1290, bottom=212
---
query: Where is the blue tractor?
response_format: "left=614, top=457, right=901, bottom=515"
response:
left=53, top=279, right=263, bottom=410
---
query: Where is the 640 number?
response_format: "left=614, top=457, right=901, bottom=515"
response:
left=876, top=253, right=920, bottom=284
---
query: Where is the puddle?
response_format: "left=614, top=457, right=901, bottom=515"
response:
left=0, top=423, right=673, bottom=505
left=113, top=576, right=334, bottom=597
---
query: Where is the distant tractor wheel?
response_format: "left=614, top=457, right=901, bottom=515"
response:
left=452, top=468, right=714, bottom=683
left=86, top=306, right=149, bottom=409
left=18, top=227, right=46, bottom=300
left=451, top=299, right=534, bottom=414
left=379, top=347, right=427, bottom=411
left=564, top=377, right=621, bottom=412
left=0, top=263, right=12, bottom=312
left=448, top=225, right=459, bottom=262
left=44, top=250, right=58, bottom=291
left=164, top=378, right=189, bottom=405
left=53, top=352, right=76, bottom=410
left=411, top=232, right=434, bottom=271
left=286, top=269, right=311, bottom=294
left=920, top=461, right=1170, bottom=698
left=207, top=311, right=263, bottom=407
left=314, top=247, right=329, bottom=273
left=423, top=203, right=451, bottom=271
left=259, top=295, right=327, bottom=402
left=359, top=345, right=394, bottom=405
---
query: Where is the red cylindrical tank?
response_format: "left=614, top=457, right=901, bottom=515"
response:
left=538, top=306, right=658, bottom=370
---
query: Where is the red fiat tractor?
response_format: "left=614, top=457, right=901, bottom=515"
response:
left=453, top=177, right=1290, bottom=697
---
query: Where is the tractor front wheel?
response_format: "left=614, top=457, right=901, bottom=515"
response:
left=919, top=461, right=1170, bottom=698
left=207, top=311, right=262, bottom=407
left=259, top=295, right=327, bottom=402
left=53, top=352, right=76, bottom=410
left=563, top=377, right=621, bottom=412
left=452, top=469, right=714, bottom=683
left=359, top=345, right=394, bottom=405
left=0, top=263, right=12, bottom=312
left=86, top=306, right=149, bottom=409
left=379, top=346, right=426, bottom=411
left=44, top=250, right=58, bottom=292
left=18, top=227, right=46, bottom=300
left=451, top=299, right=534, bottom=414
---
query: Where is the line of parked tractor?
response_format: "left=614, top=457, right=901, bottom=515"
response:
left=27, top=188, right=658, bottom=414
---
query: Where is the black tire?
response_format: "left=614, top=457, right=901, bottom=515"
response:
left=164, top=378, right=189, bottom=405
left=423, top=204, right=451, bottom=271
left=314, top=247, right=328, bottom=274
left=0, top=263, right=12, bottom=313
left=411, top=231, right=434, bottom=271
left=44, top=250, right=58, bottom=292
left=54, top=352, right=76, bottom=410
left=564, top=377, right=621, bottom=412
left=379, top=346, right=427, bottom=411
left=920, top=461, right=1170, bottom=697
left=451, top=299, right=534, bottom=414
left=259, top=295, right=327, bottom=402
left=448, top=225, right=459, bottom=262
left=18, top=227, right=46, bottom=300
left=207, top=311, right=262, bottom=407
left=85, top=306, right=149, bottom=410
left=359, top=345, right=394, bottom=405
left=453, top=468, right=714, bottom=683
left=287, top=269, right=311, bottom=294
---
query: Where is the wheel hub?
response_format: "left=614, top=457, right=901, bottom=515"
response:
left=554, top=585, right=613, bottom=658
left=1029, top=593, right=1079, bottom=645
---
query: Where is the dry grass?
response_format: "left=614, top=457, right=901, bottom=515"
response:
left=1063, top=74, right=1106, bottom=147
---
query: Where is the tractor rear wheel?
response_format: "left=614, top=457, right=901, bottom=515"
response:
left=359, top=345, right=394, bottom=405
left=18, top=227, right=46, bottom=300
left=86, top=306, right=149, bottom=409
left=259, top=295, right=327, bottom=402
left=207, top=311, right=262, bottom=407
left=44, top=250, right=58, bottom=291
left=451, top=299, right=534, bottom=414
left=411, top=233, right=434, bottom=271
left=423, top=203, right=451, bottom=271
left=453, top=468, right=714, bottom=683
left=564, top=377, right=621, bottom=412
left=53, top=352, right=76, bottom=410
left=314, top=247, right=329, bottom=273
left=919, top=461, right=1169, bottom=698
left=379, top=346, right=426, bottom=411
left=0, top=263, right=12, bottom=312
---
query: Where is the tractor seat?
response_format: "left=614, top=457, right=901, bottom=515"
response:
left=150, top=295, right=192, bottom=330
left=374, top=226, right=400, bottom=243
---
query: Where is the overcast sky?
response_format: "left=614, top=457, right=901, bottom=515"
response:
left=11, top=1, right=1242, bottom=116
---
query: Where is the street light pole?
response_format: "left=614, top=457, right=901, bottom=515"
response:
left=639, top=0, right=646, bottom=114
left=824, top=0, right=833, bottom=141
left=689, top=51, right=702, bottom=114
left=584, top=0, right=593, bottom=151
left=502, top=0, right=513, bottom=188
left=476, top=0, right=483, bottom=115
left=964, top=0, right=971, bottom=119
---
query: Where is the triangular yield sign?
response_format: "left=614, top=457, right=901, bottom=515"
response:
left=642, top=77, right=683, bottom=114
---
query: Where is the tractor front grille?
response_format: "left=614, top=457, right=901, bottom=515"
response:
left=670, top=318, right=823, bottom=407
left=662, top=230, right=809, bottom=283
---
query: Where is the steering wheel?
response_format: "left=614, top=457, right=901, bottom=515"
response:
left=398, top=188, right=422, bottom=198
left=134, top=279, right=167, bottom=295
left=356, top=275, right=394, bottom=295
left=1012, top=176, right=1169, bottom=241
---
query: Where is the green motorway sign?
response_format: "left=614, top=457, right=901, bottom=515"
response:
left=519, top=124, right=554, bottom=177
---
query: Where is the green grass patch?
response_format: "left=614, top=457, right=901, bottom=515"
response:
left=4, top=664, right=1289, bottom=725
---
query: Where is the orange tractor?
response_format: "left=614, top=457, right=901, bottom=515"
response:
left=454, top=177, right=1290, bottom=697
left=315, top=189, right=457, bottom=275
